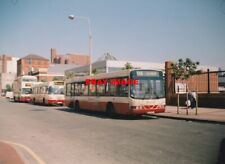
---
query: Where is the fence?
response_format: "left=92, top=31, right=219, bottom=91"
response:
left=165, top=61, right=225, bottom=108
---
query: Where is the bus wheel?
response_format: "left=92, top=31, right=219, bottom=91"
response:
left=106, top=103, right=116, bottom=118
left=33, top=98, right=36, bottom=104
left=74, top=101, right=80, bottom=112
left=43, top=98, right=48, bottom=105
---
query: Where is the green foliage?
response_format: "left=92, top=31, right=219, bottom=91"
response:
left=123, top=62, right=134, bottom=70
left=5, top=84, right=12, bottom=92
left=65, top=72, right=75, bottom=79
left=92, top=68, right=98, bottom=75
left=52, top=77, right=61, bottom=81
left=171, top=58, right=201, bottom=80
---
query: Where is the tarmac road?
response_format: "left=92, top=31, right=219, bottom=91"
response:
left=0, top=97, right=225, bottom=164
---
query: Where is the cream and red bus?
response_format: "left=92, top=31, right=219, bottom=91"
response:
left=31, top=81, right=65, bottom=105
left=65, top=69, right=165, bottom=115
left=12, top=75, right=37, bottom=102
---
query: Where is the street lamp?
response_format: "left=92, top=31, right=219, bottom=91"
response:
left=68, top=15, right=92, bottom=76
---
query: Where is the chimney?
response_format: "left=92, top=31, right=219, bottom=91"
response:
left=51, top=48, right=57, bottom=63
left=2, top=54, right=7, bottom=73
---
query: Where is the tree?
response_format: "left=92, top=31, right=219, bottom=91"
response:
left=123, top=62, right=134, bottom=70
left=172, top=58, right=200, bottom=81
left=92, top=68, right=98, bottom=75
left=171, top=58, right=201, bottom=114
left=5, top=84, right=12, bottom=92
left=65, top=72, right=75, bottom=79
left=52, top=77, right=62, bottom=81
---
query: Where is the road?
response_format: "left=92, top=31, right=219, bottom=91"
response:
left=0, top=97, right=225, bottom=164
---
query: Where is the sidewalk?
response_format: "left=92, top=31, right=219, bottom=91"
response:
left=148, top=106, right=225, bottom=124
left=0, top=142, right=24, bottom=164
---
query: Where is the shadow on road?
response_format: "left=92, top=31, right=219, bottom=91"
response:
left=56, top=107, right=159, bottom=121
left=217, top=138, right=225, bottom=164
left=29, top=108, right=47, bottom=112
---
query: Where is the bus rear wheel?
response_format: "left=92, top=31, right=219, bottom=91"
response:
left=74, top=101, right=80, bottom=112
left=33, top=98, right=36, bottom=104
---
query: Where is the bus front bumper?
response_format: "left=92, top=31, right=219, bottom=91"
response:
left=20, top=97, right=31, bottom=102
left=129, top=105, right=165, bottom=115
left=48, top=100, right=64, bottom=105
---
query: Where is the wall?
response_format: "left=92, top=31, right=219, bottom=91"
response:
left=6, top=57, right=19, bottom=73
left=0, top=73, right=17, bottom=93
left=165, top=61, right=224, bottom=108
left=17, top=58, right=49, bottom=76
left=50, top=48, right=90, bottom=65
left=169, top=93, right=225, bottom=108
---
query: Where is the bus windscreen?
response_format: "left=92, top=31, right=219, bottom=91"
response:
left=130, top=70, right=164, bottom=99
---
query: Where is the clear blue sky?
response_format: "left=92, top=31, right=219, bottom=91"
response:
left=0, top=0, right=225, bottom=68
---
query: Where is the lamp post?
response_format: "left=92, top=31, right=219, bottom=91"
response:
left=68, top=15, right=92, bottom=76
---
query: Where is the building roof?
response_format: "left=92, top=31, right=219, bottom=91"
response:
left=48, top=64, right=80, bottom=75
left=97, top=52, right=117, bottom=61
left=66, top=53, right=89, bottom=57
left=22, top=54, right=49, bottom=61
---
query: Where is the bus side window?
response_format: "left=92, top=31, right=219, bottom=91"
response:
left=118, top=84, right=128, bottom=97
left=109, top=81, right=117, bottom=96
left=97, top=83, right=105, bottom=96
left=75, top=83, right=79, bottom=96
left=118, top=78, right=128, bottom=97
left=89, top=84, right=96, bottom=96
left=71, top=83, right=74, bottom=96
left=105, top=81, right=110, bottom=96
left=81, top=83, right=88, bottom=96
left=66, top=84, right=71, bottom=96
left=77, top=83, right=82, bottom=96
left=45, top=86, right=48, bottom=94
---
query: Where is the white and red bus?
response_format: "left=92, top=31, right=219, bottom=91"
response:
left=31, top=81, right=65, bottom=105
left=65, top=69, right=165, bottom=115
left=12, top=75, right=37, bottom=102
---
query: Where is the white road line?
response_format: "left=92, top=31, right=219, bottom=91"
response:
left=0, top=140, right=46, bottom=164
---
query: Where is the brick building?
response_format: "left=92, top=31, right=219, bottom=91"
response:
left=17, top=54, right=49, bottom=76
left=31, top=64, right=77, bottom=82
left=50, top=48, right=90, bottom=65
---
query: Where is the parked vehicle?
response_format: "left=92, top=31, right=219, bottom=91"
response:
left=12, top=75, right=37, bottom=102
left=31, top=81, right=64, bottom=105
left=65, top=69, right=165, bottom=115
left=5, top=91, right=13, bottom=100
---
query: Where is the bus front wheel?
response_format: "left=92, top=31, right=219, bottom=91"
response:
left=106, top=103, right=116, bottom=117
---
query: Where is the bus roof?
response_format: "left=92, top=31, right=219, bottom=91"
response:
left=66, top=69, right=162, bottom=83
left=32, top=81, right=64, bottom=88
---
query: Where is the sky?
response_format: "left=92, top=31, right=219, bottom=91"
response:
left=0, top=0, right=225, bottom=68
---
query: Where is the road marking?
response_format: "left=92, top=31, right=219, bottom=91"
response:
left=0, top=140, right=46, bottom=164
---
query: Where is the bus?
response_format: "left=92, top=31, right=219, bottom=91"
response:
left=12, top=75, right=37, bottom=102
left=31, top=81, right=65, bottom=105
left=65, top=69, right=165, bottom=115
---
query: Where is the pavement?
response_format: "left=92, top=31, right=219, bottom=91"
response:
left=0, top=142, right=24, bottom=164
left=148, top=105, right=225, bottom=124
left=0, top=101, right=225, bottom=163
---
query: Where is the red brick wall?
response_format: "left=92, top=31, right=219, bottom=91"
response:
left=17, top=58, right=49, bottom=76
left=176, top=73, right=218, bottom=93
left=165, top=61, right=223, bottom=108
left=50, top=48, right=90, bottom=65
